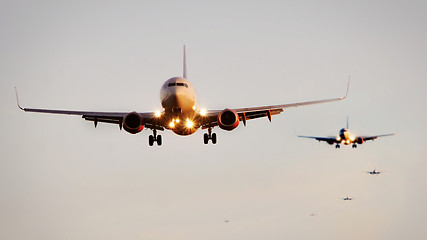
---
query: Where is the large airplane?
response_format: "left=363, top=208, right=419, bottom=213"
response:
left=298, top=118, right=394, bottom=148
left=16, top=46, right=348, bottom=146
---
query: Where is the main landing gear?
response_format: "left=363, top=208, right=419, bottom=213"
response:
left=204, top=127, right=217, bottom=144
left=352, top=144, right=357, bottom=148
left=335, top=144, right=340, bottom=149
left=149, top=129, right=162, bottom=146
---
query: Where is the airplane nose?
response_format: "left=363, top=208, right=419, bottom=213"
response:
left=162, top=94, right=178, bottom=107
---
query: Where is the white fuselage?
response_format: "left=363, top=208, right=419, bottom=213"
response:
left=160, top=77, right=198, bottom=114
left=159, top=77, right=200, bottom=135
left=338, top=128, right=355, bottom=145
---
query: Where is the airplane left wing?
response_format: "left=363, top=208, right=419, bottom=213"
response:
left=357, top=133, right=395, bottom=141
left=200, top=88, right=348, bottom=129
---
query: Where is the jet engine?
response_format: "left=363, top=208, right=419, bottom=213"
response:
left=356, top=137, right=365, bottom=144
left=218, top=109, right=239, bottom=131
left=327, top=140, right=334, bottom=145
left=123, top=111, right=144, bottom=134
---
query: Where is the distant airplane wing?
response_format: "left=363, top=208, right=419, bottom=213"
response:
left=358, top=133, right=395, bottom=141
left=297, top=135, right=339, bottom=143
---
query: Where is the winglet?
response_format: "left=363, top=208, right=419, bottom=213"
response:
left=340, top=76, right=350, bottom=100
left=183, top=45, right=187, bottom=79
left=15, top=87, right=25, bottom=111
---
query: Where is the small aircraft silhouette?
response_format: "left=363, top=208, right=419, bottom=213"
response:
left=366, top=169, right=382, bottom=175
left=298, top=117, right=394, bottom=148
left=342, top=197, right=353, bottom=201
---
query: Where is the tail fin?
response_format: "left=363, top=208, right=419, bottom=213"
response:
left=346, top=116, right=349, bottom=129
left=183, top=45, right=187, bottom=79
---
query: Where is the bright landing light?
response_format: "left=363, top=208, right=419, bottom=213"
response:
left=155, top=111, right=161, bottom=117
left=200, top=109, right=207, bottom=116
left=186, top=120, right=194, bottom=128
left=169, top=122, right=175, bottom=128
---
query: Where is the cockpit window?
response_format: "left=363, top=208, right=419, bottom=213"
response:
left=168, top=82, right=188, bottom=88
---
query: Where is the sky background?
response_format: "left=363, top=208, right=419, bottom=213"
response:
left=1, top=0, right=426, bottom=239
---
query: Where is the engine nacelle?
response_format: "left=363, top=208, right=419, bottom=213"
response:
left=356, top=137, right=365, bottom=144
left=218, top=109, right=239, bottom=131
left=327, top=140, right=334, bottom=145
left=123, top=111, right=144, bottom=134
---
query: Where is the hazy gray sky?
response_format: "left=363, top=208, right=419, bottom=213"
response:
left=1, top=1, right=426, bottom=239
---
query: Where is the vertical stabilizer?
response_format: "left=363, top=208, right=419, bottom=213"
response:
left=346, top=116, right=349, bottom=129
left=183, top=45, right=187, bottom=79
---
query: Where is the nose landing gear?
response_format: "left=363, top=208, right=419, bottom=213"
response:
left=203, top=127, right=217, bottom=144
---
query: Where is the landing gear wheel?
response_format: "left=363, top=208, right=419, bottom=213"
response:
left=212, top=133, right=217, bottom=144
left=149, top=135, right=154, bottom=146
left=157, top=135, right=162, bottom=146
left=148, top=129, right=162, bottom=146
left=335, top=144, right=340, bottom=149
left=352, top=144, right=357, bottom=148
left=203, top=128, right=217, bottom=144
left=204, top=133, right=209, bottom=144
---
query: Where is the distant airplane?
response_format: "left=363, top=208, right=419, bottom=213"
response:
left=342, top=197, right=353, bottom=201
left=298, top=118, right=394, bottom=148
left=366, top=169, right=382, bottom=175
left=16, top=46, right=348, bottom=146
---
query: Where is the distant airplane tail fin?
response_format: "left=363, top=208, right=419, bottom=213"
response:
left=346, top=116, right=349, bottom=129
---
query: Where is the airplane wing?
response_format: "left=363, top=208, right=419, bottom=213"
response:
left=15, top=89, right=161, bottom=130
left=17, top=106, right=161, bottom=130
left=16, top=79, right=348, bottom=131
left=200, top=96, right=343, bottom=129
left=200, top=80, right=349, bottom=129
left=357, top=133, right=395, bottom=141
left=297, top=135, right=339, bottom=143
left=18, top=95, right=347, bottom=131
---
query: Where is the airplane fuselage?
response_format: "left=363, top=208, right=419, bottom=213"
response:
left=159, top=77, right=200, bottom=135
left=337, top=128, right=355, bottom=145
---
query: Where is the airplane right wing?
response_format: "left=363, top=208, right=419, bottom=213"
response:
left=15, top=88, right=163, bottom=130
left=298, top=135, right=338, bottom=144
